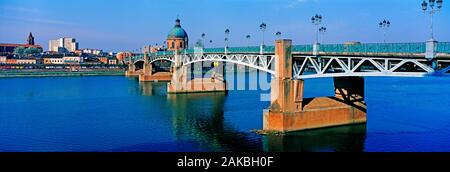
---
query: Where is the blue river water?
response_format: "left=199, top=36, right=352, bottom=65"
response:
left=0, top=73, right=450, bottom=152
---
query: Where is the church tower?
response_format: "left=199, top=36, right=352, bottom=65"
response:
left=27, top=32, right=35, bottom=45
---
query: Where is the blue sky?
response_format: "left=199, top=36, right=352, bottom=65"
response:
left=0, top=0, right=449, bottom=52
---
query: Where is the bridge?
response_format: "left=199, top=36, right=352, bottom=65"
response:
left=124, top=40, right=450, bottom=133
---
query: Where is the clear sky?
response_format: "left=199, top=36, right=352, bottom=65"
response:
left=0, top=0, right=449, bottom=52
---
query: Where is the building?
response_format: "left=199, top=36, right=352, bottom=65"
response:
left=63, top=56, right=83, bottom=64
left=73, top=49, right=82, bottom=55
left=16, top=59, right=37, bottom=65
left=43, top=57, right=64, bottom=65
left=0, top=44, right=43, bottom=54
left=49, top=37, right=79, bottom=53
left=97, top=57, right=108, bottom=64
left=97, top=56, right=117, bottom=65
left=143, top=45, right=164, bottom=53
left=81, top=49, right=103, bottom=55
left=108, top=57, right=117, bottom=65
left=0, top=56, right=6, bottom=64
left=167, top=18, right=188, bottom=51
left=0, top=32, right=43, bottom=54
left=116, top=52, right=133, bottom=62
left=6, top=59, right=17, bottom=65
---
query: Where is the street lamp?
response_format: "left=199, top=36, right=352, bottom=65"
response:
left=225, top=29, right=230, bottom=48
left=422, top=0, right=444, bottom=40
left=378, top=20, right=390, bottom=43
left=201, top=33, right=206, bottom=47
left=319, top=27, right=326, bottom=43
left=275, top=31, right=282, bottom=38
left=311, top=14, right=322, bottom=44
left=259, top=22, right=267, bottom=47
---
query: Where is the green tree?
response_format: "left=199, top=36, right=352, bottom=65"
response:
left=13, top=46, right=26, bottom=55
left=24, top=47, right=42, bottom=54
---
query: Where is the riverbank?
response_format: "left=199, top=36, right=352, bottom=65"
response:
left=0, top=70, right=125, bottom=78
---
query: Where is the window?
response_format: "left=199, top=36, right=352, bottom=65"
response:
left=171, top=42, right=175, bottom=48
left=180, top=42, right=183, bottom=48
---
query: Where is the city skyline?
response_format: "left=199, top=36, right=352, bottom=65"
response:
left=0, top=0, right=449, bottom=52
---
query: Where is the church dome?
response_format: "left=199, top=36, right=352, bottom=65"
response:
left=167, top=18, right=188, bottom=39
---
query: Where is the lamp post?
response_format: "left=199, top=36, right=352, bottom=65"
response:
left=422, top=0, right=443, bottom=61
left=201, top=33, right=206, bottom=47
left=319, top=27, right=326, bottom=43
left=311, top=14, right=322, bottom=44
left=246, top=34, right=251, bottom=42
left=311, top=14, right=322, bottom=56
left=225, top=29, right=230, bottom=47
left=422, top=0, right=444, bottom=40
left=275, top=31, right=282, bottom=38
left=259, top=23, right=267, bottom=54
left=378, top=20, right=390, bottom=43
left=245, top=35, right=251, bottom=46
left=259, top=22, right=267, bottom=47
left=224, top=29, right=230, bottom=53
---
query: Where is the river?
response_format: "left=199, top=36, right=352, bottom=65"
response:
left=0, top=73, right=450, bottom=152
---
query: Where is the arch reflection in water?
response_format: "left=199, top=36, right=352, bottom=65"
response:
left=139, top=82, right=367, bottom=152
left=167, top=93, right=262, bottom=152
left=139, top=81, right=168, bottom=96
left=263, top=124, right=367, bottom=152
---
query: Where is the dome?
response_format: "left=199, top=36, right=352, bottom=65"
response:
left=167, top=18, right=188, bottom=39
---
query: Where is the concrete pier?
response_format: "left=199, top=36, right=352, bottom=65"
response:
left=168, top=78, right=226, bottom=93
left=167, top=51, right=226, bottom=94
left=125, top=63, right=143, bottom=77
left=125, top=70, right=142, bottom=77
left=139, top=72, right=172, bottom=82
left=263, top=39, right=367, bottom=133
left=139, top=60, right=172, bottom=82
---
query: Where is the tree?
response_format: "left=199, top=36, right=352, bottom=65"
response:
left=24, top=47, right=42, bottom=54
left=13, top=46, right=26, bottom=55
left=14, top=46, right=42, bottom=57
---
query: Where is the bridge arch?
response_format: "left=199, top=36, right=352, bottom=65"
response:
left=148, top=55, right=175, bottom=64
left=133, top=60, right=145, bottom=71
left=181, top=54, right=276, bottom=75
left=292, top=56, right=439, bottom=79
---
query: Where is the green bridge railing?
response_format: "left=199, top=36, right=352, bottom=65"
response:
left=197, top=42, right=450, bottom=54
left=126, top=42, right=450, bottom=61
left=437, top=42, right=450, bottom=53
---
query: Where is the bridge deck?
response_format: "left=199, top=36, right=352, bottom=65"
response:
left=127, top=42, right=450, bottom=62
left=125, top=42, right=450, bottom=79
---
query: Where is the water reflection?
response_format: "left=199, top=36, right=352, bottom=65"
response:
left=139, top=81, right=367, bottom=152
left=167, top=93, right=262, bottom=152
left=263, top=124, right=367, bottom=152
left=139, top=81, right=168, bottom=96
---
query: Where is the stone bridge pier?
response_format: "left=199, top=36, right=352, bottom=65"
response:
left=139, top=53, right=173, bottom=82
left=125, top=62, right=140, bottom=76
left=263, top=39, right=367, bottom=133
left=168, top=51, right=226, bottom=94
